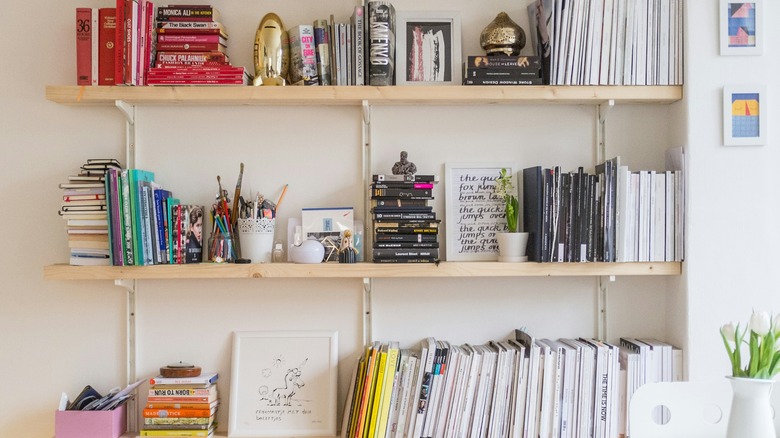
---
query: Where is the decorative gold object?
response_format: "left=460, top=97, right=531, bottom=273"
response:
left=480, top=12, right=525, bottom=56
left=253, top=13, right=290, bottom=86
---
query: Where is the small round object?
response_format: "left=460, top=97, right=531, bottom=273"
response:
left=160, top=362, right=202, bottom=378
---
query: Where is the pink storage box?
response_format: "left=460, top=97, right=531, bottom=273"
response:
left=55, top=403, right=127, bottom=438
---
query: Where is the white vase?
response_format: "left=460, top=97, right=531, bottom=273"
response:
left=496, top=232, right=529, bottom=262
left=726, top=376, right=776, bottom=438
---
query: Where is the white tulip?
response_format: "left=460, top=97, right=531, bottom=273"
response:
left=721, top=322, right=737, bottom=342
left=774, top=336, right=780, bottom=352
left=750, top=311, right=771, bottom=336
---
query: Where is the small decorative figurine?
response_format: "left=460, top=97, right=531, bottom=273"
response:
left=391, top=151, right=417, bottom=175
left=253, top=13, right=290, bottom=86
left=339, top=230, right=358, bottom=263
left=480, top=12, right=526, bottom=56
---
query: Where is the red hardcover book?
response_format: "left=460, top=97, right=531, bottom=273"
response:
left=114, top=0, right=125, bottom=84
left=147, top=78, right=245, bottom=85
left=156, top=6, right=220, bottom=22
left=98, top=8, right=117, bottom=85
left=155, top=41, right=226, bottom=52
left=76, top=8, right=97, bottom=85
left=157, top=34, right=226, bottom=44
left=155, top=51, right=228, bottom=66
left=122, top=0, right=134, bottom=84
left=138, top=0, right=154, bottom=85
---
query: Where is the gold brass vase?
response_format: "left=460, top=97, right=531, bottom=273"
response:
left=253, top=13, right=290, bottom=86
left=480, top=12, right=526, bottom=56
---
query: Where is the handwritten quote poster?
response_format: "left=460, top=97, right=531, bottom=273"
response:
left=445, top=164, right=516, bottom=261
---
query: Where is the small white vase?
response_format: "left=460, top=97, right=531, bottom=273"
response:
left=726, top=376, right=776, bottom=438
left=496, top=232, right=529, bottom=262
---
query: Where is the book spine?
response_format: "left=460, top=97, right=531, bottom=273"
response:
left=373, top=212, right=436, bottom=220
left=373, top=242, right=439, bottom=249
left=372, top=182, right=434, bottom=189
left=114, top=0, right=125, bottom=84
left=374, top=227, right=438, bottom=234
left=123, top=0, right=133, bottom=85
left=373, top=233, right=437, bottom=242
left=371, top=188, right=432, bottom=198
left=373, top=249, right=439, bottom=258
left=157, top=34, right=224, bottom=43
left=155, top=42, right=225, bottom=52
left=141, top=0, right=155, bottom=86
left=147, top=78, right=244, bottom=85
left=367, top=1, right=395, bottom=86
left=98, top=8, right=117, bottom=85
left=372, top=258, right=436, bottom=263
left=157, top=21, right=223, bottom=30
left=121, top=169, right=134, bottom=265
left=313, top=19, right=331, bottom=85
left=353, top=6, right=365, bottom=85
left=76, top=8, right=94, bottom=85
left=156, top=51, right=228, bottom=65
left=143, top=409, right=213, bottom=418
left=130, top=0, right=140, bottom=85
left=373, top=174, right=437, bottom=182
left=467, top=55, right=542, bottom=69
left=156, top=6, right=218, bottom=21
left=463, top=78, right=544, bottom=86
left=464, top=68, right=541, bottom=80
left=288, top=25, right=318, bottom=85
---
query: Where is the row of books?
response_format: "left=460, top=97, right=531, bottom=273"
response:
left=527, top=0, right=683, bottom=86
left=104, top=167, right=204, bottom=265
left=76, top=3, right=247, bottom=86
left=58, top=159, right=119, bottom=265
left=370, top=174, right=440, bottom=263
left=142, top=372, right=219, bottom=436
left=342, top=333, right=681, bottom=438
left=522, top=152, right=685, bottom=263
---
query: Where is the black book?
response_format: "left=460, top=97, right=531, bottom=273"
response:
left=372, top=174, right=438, bottom=182
left=463, top=68, right=541, bottom=80
left=466, top=55, right=542, bottom=70
left=371, top=181, right=435, bottom=189
left=542, top=168, right=554, bottom=262
left=523, top=166, right=544, bottom=262
left=373, top=212, right=437, bottom=220
left=372, top=248, right=439, bottom=259
left=373, top=233, right=437, bottom=242
left=371, top=206, right=434, bottom=214
left=463, top=77, right=543, bottom=86
left=374, top=226, right=438, bottom=234
left=373, top=242, right=439, bottom=249
left=372, top=257, right=436, bottom=263
left=367, top=1, right=395, bottom=86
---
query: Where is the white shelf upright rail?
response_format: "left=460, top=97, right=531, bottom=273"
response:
left=362, top=100, right=373, bottom=345
left=114, top=99, right=138, bottom=432
left=596, top=99, right=615, bottom=342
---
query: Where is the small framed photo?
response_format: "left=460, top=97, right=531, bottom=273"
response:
left=395, top=11, right=462, bottom=85
left=719, top=0, right=762, bottom=55
left=445, top=163, right=517, bottom=261
left=723, top=85, right=767, bottom=146
left=228, top=330, right=338, bottom=437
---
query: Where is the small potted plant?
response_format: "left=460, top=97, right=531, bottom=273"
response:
left=494, top=168, right=528, bottom=262
left=720, top=310, right=780, bottom=437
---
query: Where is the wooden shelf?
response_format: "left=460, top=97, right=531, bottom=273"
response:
left=43, top=261, right=681, bottom=280
left=45, top=85, right=683, bottom=106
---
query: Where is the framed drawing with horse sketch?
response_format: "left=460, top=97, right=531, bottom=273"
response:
left=228, top=330, right=338, bottom=437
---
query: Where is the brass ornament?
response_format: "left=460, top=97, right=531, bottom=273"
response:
left=480, top=12, right=526, bottom=56
left=253, top=13, right=290, bottom=86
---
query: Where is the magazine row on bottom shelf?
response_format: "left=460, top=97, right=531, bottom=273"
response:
left=343, top=332, right=681, bottom=438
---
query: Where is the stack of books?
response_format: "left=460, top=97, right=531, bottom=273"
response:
left=147, top=4, right=248, bottom=85
left=370, top=174, right=439, bottom=263
left=142, top=372, right=219, bottom=437
left=59, top=159, right=119, bottom=266
left=462, top=55, right=543, bottom=86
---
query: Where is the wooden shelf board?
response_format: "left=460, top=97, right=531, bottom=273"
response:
left=46, top=85, right=683, bottom=106
left=44, top=261, right=681, bottom=280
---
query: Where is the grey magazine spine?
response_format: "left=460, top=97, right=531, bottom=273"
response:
left=368, top=1, right=395, bottom=85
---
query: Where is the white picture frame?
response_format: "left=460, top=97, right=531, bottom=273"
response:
left=719, top=0, right=762, bottom=55
left=723, top=85, right=767, bottom=146
left=445, top=163, right=517, bottom=261
left=395, top=11, right=462, bottom=85
left=228, top=330, right=338, bottom=437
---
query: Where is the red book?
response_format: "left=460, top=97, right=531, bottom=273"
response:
left=98, top=8, right=117, bottom=85
left=155, top=51, right=228, bottom=66
left=76, top=8, right=97, bottom=85
left=114, top=0, right=125, bottom=84
left=157, top=34, right=226, bottom=44
left=155, top=41, right=226, bottom=52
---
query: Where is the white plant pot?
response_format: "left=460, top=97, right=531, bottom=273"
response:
left=496, top=232, right=529, bottom=262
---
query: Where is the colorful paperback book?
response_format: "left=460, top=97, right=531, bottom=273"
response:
left=150, top=372, right=218, bottom=386
left=288, top=25, right=318, bottom=85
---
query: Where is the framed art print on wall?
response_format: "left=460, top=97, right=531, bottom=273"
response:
left=723, top=85, right=766, bottom=146
left=228, top=330, right=338, bottom=437
left=719, top=0, right=762, bottom=55
left=395, top=11, right=462, bottom=85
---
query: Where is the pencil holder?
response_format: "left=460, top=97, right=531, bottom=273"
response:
left=237, top=218, right=275, bottom=263
left=208, top=232, right=237, bottom=263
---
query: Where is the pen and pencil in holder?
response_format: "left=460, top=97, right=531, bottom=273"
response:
left=210, top=187, right=237, bottom=263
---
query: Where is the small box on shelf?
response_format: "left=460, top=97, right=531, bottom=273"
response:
left=54, top=403, right=127, bottom=438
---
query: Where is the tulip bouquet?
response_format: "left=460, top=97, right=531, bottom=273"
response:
left=720, top=310, right=780, bottom=379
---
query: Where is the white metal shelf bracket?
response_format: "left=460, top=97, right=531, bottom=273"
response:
left=362, top=100, right=374, bottom=255
left=115, top=100, right=136, bottom=169
left=114, top=278, right=138, bottom=432
left=596, top=99, right=615, bottom=163
left=362, top=278, right=373, bottom=346
left=596, top=275, right=616, bottom=341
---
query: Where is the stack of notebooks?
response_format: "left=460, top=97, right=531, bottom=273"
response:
left=148, top=4, right=248, bottom=85
left=142, top=372, right=219, bottom=437
left=370, top=174, right=439, bottom=263
left=462, top=55, right=543, bottom=86
left=59, top=159, right=119, bottom=266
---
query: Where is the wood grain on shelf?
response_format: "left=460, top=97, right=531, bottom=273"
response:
left=46, top=85, right=683, bottom=106
left=43, top=261, right=681, bottom=280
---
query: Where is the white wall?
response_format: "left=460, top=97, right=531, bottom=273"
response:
left=0, top=0, right=766, bottom=436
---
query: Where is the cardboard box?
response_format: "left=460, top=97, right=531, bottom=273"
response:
left=55, top=403, right=127, bottom=438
